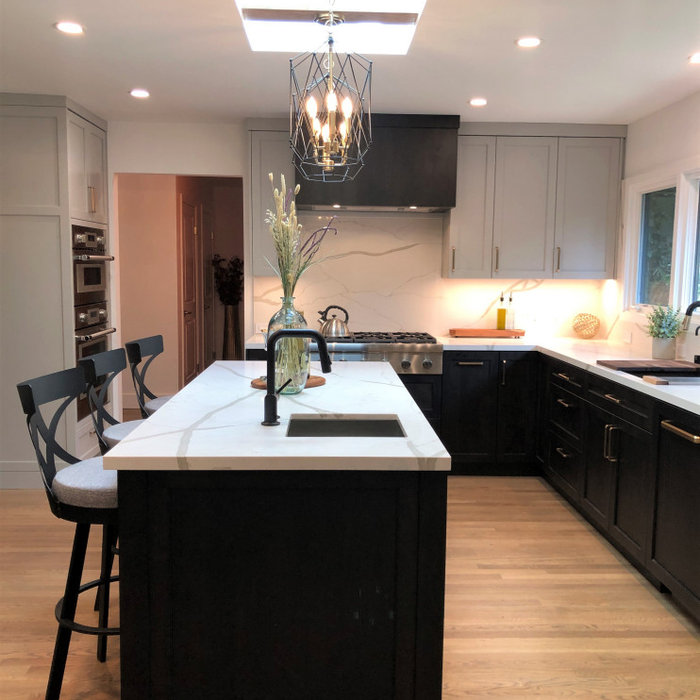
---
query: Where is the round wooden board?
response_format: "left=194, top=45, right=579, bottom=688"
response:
left=250, top=375, right=326, bottom=390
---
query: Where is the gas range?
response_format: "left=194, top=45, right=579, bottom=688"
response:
left=312, top=331, right=442, bottom=375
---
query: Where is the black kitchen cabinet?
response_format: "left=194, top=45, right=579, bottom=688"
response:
left=441, top=351, right=537, bottom=474
left=648, top=404, right=700, bottom=620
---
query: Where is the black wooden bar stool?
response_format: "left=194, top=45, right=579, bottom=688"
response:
left=79, top=348, right=145, bottom=454
left=125, top=334, right=173, bottom=418
left=17, top=366, right=119, bottom=700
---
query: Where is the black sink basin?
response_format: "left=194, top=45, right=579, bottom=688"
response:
left=286, top=414, right=406, bottom=438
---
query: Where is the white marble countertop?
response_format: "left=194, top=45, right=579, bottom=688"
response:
left=103, top=361, right=451, bottom=472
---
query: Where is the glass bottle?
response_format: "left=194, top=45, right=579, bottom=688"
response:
left=267, top=296, right=310, bottom=394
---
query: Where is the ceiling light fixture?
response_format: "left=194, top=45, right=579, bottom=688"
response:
left=690, top=52, right=700, bottom=64
left=130, top=88, right=150, bottom=99
left=290, top=10, right=372, bottom=183
left=516, top=36, right=541, bottom=48
left=469, top=97, right=487, bottom=107
left=54, top=21, right=84, bottom=35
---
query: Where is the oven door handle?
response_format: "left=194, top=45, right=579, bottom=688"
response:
left=73, top=254, right=115, bottom=262
left=75, top=327, right=116, bottom=342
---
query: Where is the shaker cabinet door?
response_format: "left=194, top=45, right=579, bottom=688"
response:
left=67, top=112, right=107, bottom=223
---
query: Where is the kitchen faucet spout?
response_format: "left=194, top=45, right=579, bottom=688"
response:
left=682, top=301, right=700, bottom=331
left=262, top=329, right=331, bottom=426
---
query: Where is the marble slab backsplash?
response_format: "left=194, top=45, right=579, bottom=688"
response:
left=253, top=212, right=700, bottom=358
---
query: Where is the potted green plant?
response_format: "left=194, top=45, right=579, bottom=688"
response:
left=646, top=305, right=682, bottom=359
left=212, top=255, right=244, bottom=360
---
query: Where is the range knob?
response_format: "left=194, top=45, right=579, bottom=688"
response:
left=74, top=233, right=86, bottom=244
left=98, top=309, right=107, bottom=320
left=96, top=235, right=105, bottom=246
left=78, top=312, right=88, bottom=324
left=400, top=358, right=412, bottom=370
left=422, top=358, right=433, bottom=370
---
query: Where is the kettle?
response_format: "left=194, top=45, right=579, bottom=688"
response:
left=318, top=305, right=350, bottom=337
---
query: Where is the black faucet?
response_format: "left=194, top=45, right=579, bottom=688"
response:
left=682, top=301, right=700, bottom=331
left=262, top=328, right=332, bottom=426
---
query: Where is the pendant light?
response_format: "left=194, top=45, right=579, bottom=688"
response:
left=289, top=10, right=372, bottom=183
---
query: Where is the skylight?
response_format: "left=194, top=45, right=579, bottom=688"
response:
left=233, top=1, right=426, bottom=54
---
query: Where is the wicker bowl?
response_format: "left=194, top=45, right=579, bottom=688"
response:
left=572, top=313, right=600, bottom=339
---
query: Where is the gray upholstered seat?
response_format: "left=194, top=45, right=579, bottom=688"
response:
left=144, top=395, right=171, bottom=415
left=103, top=419, right=145, bottom=448
left=52, top=457, right=118, bottom=509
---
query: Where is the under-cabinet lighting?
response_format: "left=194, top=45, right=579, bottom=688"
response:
left=516, top=36, right=541, bottom=48
left=130, top=88, right=150, bottom=99
left=54, top=21, right=84, bottom=35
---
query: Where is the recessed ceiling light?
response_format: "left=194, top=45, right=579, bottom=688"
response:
left=54, top=21, right=84, bottom=35
left=690, top=52, right=700, bottom=64
left=516, top=36, right=541, bottom=48
left=130, top=88, right=150, bottom=99
left=469, top=97, right=487, bottom=107
left=409, top=205, right=418, bottom=210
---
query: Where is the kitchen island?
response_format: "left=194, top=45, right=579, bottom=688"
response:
left=104, top=361, right=450, bottom=700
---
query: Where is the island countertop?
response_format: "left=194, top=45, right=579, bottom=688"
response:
left=103, top=360, right=451, bottom=472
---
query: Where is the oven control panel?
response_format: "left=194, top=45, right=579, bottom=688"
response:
left=75, top=302, right=108, bottom=330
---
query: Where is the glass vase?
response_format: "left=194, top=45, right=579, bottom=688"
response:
left=267, top=296, right=310, bottom=394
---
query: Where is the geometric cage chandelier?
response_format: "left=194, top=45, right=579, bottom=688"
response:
left=290, top=11, right=372, bottom=183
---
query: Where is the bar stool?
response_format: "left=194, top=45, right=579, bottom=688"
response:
left=79, top=348, right=145, bottom=454
left=125, top=334, right=174, bottom=419
left=17, top=366, right=119, bottom=700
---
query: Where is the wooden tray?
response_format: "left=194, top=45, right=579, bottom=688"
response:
left=449, top=328, right=525, bottom=338
left=251, top=375, right=326, bottom=390
left=596, top=359, right=700, bottom=373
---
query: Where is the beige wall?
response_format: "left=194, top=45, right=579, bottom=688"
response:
left=117, top=173, right=179, bottom=408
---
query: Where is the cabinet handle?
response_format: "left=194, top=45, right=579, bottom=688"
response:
left=556, top=397, right=573, bottom=409
left=603, top=424, right=619, bottom=462
left=555, top=246, right=561, bottom=273
left=604, top=393, right=622, bottom=405
left=494, top=246, right=500, bottom=272
left=553, top=371, right=580, bottom=387
left=88, top=185, right=96, bottom=213
left=501, top=359, right=507, bottom=386
left=555, top=447, right=571, bottom=459
left=661, top=419, right=700, bottom=444
left=457, top=361, right=484, bottom=366
left=451, top=246, right=456, bottom=272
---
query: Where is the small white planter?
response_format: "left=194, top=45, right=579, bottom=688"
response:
left=651, top=337, right=677, bottom=360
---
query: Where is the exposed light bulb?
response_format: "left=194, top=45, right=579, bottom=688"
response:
left=312, top=117, right=321, bottom=136
left=326, top=91, right=338, bottom=112
left=306, top=96, right=318, bottom=118
left=321, top=122, right=330, bottom=143
left=339, top=121, right=348, bottom=142
left=341, top=96, right=353, bottom=119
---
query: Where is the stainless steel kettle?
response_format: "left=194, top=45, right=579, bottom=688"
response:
left=318, top=305, right=350, bottom=337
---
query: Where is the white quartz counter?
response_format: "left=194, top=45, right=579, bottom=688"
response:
left=103, top=361, right=450, bottom=472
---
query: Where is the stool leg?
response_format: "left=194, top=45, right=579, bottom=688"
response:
left=96, top=523, right=117, bottom=662
left=46, top=522, right=90, bottom=700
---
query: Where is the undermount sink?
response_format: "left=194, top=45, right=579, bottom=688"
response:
left=286, top=414, right=406, bottom=438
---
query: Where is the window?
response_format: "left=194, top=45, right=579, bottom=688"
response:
left=623, top=161, right=700, bottom=312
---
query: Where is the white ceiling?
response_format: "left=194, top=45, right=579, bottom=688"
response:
left=1, top=0, right=699, bottom=125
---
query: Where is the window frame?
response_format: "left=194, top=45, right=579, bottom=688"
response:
left=621, top=156, right=700, bottom=313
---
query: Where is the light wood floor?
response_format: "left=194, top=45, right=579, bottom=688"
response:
left=1, top=477, right=698, bottom=699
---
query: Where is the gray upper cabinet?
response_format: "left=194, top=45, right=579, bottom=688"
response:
left=250, top=129, right=295, bottom=276
left=493, top=137, right=558, bottom=278
left=553, top=138, right=620, bottom=279
left=67, top=112, right=108, bottom=224
left=444, top=130, right=623, bottom=280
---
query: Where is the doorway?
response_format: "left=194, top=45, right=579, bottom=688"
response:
left=115, top=174, right=244, bottom=412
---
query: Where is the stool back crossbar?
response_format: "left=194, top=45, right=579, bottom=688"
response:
left=17, top=366, right=118, bottom=700
left=125, top=334, right=172, bottom=418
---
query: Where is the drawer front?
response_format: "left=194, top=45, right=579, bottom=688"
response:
left=546, top=431, right=582, bottom=501
left=587, top=374, right=654, bottom=431
left=548, top=383, right=584, bottom=442
left=548, top=358, right=586, bottom=395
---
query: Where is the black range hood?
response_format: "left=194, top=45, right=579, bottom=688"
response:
left=295, top=114, right=459, bottom=212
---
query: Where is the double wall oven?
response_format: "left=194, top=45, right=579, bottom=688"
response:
left=73, top=224, right=115, bottom=419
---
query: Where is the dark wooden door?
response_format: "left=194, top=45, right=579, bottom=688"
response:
left=180, top=196, right=198, bottom=386
left=581, top=404, right=615, bottom=529
left=441, top=352, right=498, bottom=463
left=496, top=351, right=538, bottom=462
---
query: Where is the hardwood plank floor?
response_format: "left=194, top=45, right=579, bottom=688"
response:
left=0, top=477, right=697, bottom=699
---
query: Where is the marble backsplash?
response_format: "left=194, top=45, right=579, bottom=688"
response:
left=252, top=211, right=700, bottom=358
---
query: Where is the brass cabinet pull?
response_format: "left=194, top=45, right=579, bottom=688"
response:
left=603, top=424, right=619, bottom=462
left=553, top=371, right=580, bottom=387
left=555, top=246, right=561, bottom=273
left=556, top=397, right=573, bottom=409
left=494, top=246, right=500, bottom=272
left=555, top=447, right=571, bottom=459
left=451, top=246, right=456, bottom=272
left=501, top=359, right=507, bottom=386
left=604, top=393, right=622, bottom=405
left=457, top=361, right=484, bottom=366
left=661, top=419, right=700, bottom=444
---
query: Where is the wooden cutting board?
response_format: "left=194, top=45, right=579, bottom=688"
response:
left=449, top=328, right=525, bottom=338
left=251, top=375, right=326, bottom=390
left=596, top=359, right=700, bottom=373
